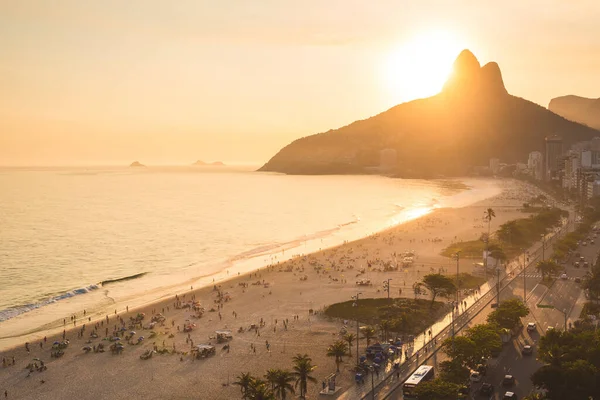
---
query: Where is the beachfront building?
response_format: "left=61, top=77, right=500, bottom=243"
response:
left=545, top=135, right=563, bottom=181
left=562, top=152, right=581, bottom=191
left=527, top=151, right=543, bottom=180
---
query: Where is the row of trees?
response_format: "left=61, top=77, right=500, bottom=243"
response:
left=495, top=207, right=567, bottom=257
left=530, top=324, right=600, bottom=399
left=413, top=300, right=529, bottom=400
left=234, top=354, right=316, bottom=400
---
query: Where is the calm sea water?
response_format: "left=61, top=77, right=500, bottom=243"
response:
left=0, top=166, right=499, bottom=340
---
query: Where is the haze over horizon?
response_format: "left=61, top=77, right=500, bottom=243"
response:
left=2, top=1, right=600, bottom=166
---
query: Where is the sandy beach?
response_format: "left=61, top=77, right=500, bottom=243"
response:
left=0, top=178, right=548, bottom=400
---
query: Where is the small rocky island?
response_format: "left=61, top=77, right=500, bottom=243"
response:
left=129, top=161, right=145, bottom=167
left=192, top=160, right=225, bottom=166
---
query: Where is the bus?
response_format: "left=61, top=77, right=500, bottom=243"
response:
left=402, top=365, right=434, bottom=398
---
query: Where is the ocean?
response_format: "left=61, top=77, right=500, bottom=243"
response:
left=0, top=166, right=499, bottom=345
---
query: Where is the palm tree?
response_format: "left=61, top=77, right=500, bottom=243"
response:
left=326, top=340, right=348, bottom=372
left=272, top=370, right=295, bottom=399
left=379, top=320, right=391, bottom=342
left=264, top=369, right=280, bottom=391
left=292, top=354, right=317, bottom=399
left=233, top=372, right=254, bottom=400
left=343, top=332, right=356, bottom=356
left=362, top=326, right=376, bottom=347
left=249, top=378, right=276, bottom=400
left=484, top=208, right=496, bottom=237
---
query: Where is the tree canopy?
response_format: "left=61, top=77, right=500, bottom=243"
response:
left=487, top=299, right=529, bottom=330
left=420, top=274, right=456, bottom=305
left=413, top=379, right=461, bottom=400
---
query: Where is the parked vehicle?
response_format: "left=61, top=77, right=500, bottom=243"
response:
left=502, top=375, right=515, bottom=386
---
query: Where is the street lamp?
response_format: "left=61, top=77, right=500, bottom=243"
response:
left=383, top=279, right=392, bottom=300
left=352, top=293, right=362, bottom=366
left=454, top=252, right=461, bottom=305
left=496, top=267, right=501, bottom=305
left=541, top=233, right=546, bottom=261
left=522, top=250, right=530, bottom=302
left=368, top=365, right=375, bottom=400
left=450, top=300, right=456, bottom=351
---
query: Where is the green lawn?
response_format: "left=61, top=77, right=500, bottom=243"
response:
left=457, top=273, right=486, bottom=289
left=441, top=240, right=485, bottom=258
left=324, top=298, right=447, bottom=336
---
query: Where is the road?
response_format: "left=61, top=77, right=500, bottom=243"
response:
left=379, top=220, right=596, bottom=400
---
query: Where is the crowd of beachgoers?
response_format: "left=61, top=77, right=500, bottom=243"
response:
left=0, top=179, right=549, bottom=400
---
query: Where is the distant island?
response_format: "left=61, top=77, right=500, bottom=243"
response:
left=192, top=160, right=226, bottom=166
left=259, top=49, right=600, bottom=177
left=549, top=95, right=600, bottom=130
left=129, top=161, right=146, bottom=167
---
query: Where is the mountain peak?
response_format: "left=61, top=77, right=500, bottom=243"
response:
left=442, top=49, right=507, bottom=97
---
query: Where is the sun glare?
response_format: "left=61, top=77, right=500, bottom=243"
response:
left=381, top=31, right=466, bottom=103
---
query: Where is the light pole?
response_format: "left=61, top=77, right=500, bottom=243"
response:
left=383, top=279, right=392, bottom=300
left=369, top=365, right=375, bottom=400
left=352, top=293, right=362, bottom=367
left=496, top=267, right=501, bottom=305
left=541, top=234, right=546, bottom=261
left=522, top=250, right=529, bottom=302
left=455, top=252, right=461, bottom=305
left=483, top=237, right=489, bottom=280
left=450, top=301, right=456, bottom=351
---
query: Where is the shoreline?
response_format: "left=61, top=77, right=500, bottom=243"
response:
left=0, top=179, right=549, bottom=400
left=0, top=178, right=499, bottom=350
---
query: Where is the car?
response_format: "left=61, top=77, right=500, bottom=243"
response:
left=470, top=371, right=482, bottom=382
left=522, top=345, right=533, bottom=355
left=583, top=241, right=588, bottom=246
left=502, top=375, right=515, bottom=386
left=584, top=262, right=590, bottom=268
left=547, top=326, right=555, bottom=332
left=580, top=256, right=586, bottom=261
left=561, top=273, right=568, bottom=280
left=575, top=261, right=580, bottom=268
left=476, top=363, right=488, bottom=376
left=527, top=322, right=536, bottom=332
left=592, top=240, right=595, bottom=244
left=503, top=392, right=517, bottom=399
left=480, top=383, right=494, bottom=395
left=575, top=277, right=582, bottom=283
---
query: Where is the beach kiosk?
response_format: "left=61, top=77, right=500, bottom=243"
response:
left=193, top=344, right=216, bottom=359
left=215, top=330, right=233, bottom=343
left=319, top=373, right=341, bottom=396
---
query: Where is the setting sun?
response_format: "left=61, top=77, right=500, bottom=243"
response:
left=381, top=31, right=467, bottom=103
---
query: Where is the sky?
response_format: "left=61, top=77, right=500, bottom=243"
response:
left=1, top=0, right=600, bottom=166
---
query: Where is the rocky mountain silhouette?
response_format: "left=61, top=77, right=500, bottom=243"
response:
left=549, top=95, right=600, bottom=130
left=260, top=50, right=599, bottom=177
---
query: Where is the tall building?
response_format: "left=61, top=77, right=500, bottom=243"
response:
left=527, top=151, right=543, bottom=180
left=545, top=135, right=563, bottom=181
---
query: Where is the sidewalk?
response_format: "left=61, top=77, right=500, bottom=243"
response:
left=343, top=218, right=573, bottom=399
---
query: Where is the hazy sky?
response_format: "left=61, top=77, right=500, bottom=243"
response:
left=1, top=1, right=600, bottom=165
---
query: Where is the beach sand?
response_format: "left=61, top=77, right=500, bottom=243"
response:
left=0, top=179, right=547, bottom=400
